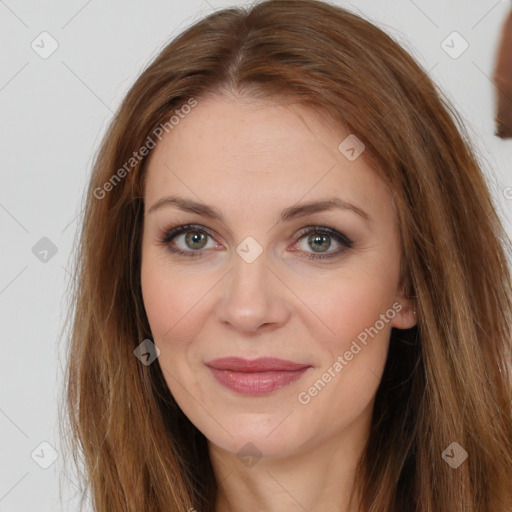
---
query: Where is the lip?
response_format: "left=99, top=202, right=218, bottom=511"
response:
left=205, top=357, right=310, bottom=372
left=205, top=357, right=312, bottom=395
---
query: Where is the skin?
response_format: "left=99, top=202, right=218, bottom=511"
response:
left=140, top=93, right=417, bottom=512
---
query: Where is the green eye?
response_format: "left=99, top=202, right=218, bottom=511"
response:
left=159, top=224, right=353, bottom=260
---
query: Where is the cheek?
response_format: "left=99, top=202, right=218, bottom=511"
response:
left=140, top=248, right=212, bottom=339
left=334, top=282, right=393, bottom=344
left=295, top=260, right=399, bottom=357
left=292, top=268, right=398, bottom=430
left=290, top=261, right=398, bottom=410
left=140, top=258, right=212, bottom=400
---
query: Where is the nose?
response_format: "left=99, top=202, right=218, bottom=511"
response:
left=214, top=249, right=292, bottom=334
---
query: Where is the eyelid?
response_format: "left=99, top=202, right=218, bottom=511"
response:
left=158, top=223, right=353, bottom=260
left=291, top=225, right=353, bottom=260
left=295, top=225, right=353, bottom=248
left=157, top=223, right=222, bottom=258
left=159, top=223, right=218, bottom=246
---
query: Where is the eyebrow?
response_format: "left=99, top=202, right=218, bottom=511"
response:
left=147, top=195, right=371, bottom=223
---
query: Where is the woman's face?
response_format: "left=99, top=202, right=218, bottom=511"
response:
left=140, top=95, right=416, bottom=459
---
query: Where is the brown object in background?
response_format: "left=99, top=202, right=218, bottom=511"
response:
left=493, top=7, right=512, bottom=138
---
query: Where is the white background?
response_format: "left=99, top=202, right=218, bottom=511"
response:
left=1, top=0, right=511, bottom=510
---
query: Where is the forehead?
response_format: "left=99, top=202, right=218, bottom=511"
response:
left=143, top=95, right=392, bottom=221
left=148, top=95, right=346, bottom=168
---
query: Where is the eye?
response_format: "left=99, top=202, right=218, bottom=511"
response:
left=158, top=224, right=220, bottom=257
left=158, top=223, right=353, bottom=260
left=292, top=226, right=353, bottom=260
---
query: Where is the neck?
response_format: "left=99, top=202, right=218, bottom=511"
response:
left=209, top=402, right=372, bottom=512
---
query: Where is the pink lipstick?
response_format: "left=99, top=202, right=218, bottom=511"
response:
left=205, top=357, right=312, bottom=395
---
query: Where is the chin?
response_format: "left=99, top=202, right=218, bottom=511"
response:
left=204, top=412, right=316, bottom=460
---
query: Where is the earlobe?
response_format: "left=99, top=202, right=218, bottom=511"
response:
left=391, top=283, right=418, bottom=329
left=391, top=301, right=417, bottom=329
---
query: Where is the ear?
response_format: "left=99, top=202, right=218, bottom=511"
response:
left=390, top=283, right=417, bottom=329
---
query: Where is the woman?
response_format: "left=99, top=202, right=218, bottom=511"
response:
left=62, top=1, right=512, bottom=511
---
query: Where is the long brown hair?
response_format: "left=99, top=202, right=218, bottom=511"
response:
left=60, top=1, right=512, bottom=510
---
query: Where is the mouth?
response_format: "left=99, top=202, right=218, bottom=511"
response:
left=204, top=357, right=313, bottom=395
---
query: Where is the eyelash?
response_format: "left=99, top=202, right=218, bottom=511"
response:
left=157, top=223, right=354, bottom=261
